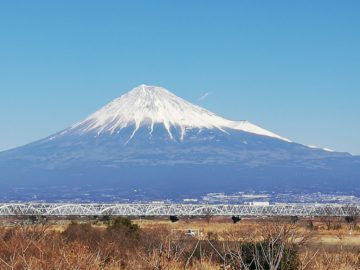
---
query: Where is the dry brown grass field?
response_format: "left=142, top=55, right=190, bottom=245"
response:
left=0, top=216, right=359, bottom=270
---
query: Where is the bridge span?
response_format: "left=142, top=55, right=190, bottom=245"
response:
left=0, top=203, right=359, bottom=217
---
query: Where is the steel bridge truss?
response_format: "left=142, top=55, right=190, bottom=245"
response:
left=0, top=203, right=359, bottom=217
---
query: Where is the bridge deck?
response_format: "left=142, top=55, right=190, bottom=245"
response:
left=0, top=203, right=359, bottom=217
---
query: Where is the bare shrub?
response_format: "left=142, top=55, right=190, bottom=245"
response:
left=0, top=217, right=358, bottom=270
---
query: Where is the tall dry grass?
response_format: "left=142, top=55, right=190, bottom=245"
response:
left=0, top=217, right=359, bottom=269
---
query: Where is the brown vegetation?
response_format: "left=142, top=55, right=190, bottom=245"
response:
left=0, top=217, right=359, bottom=269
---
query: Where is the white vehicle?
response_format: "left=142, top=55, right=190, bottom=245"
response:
left=247, top=201, right=270, bottom=206
left=185, top=229, right=197, bottom=237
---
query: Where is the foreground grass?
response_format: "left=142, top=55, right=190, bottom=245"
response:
left=0, top=217, right=359, bottom=269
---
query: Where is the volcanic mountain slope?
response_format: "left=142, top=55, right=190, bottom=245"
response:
left=0, top=84, right=359, bottom=201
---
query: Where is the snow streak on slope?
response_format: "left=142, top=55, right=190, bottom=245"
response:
left=71, top=84, right=290, bottom=142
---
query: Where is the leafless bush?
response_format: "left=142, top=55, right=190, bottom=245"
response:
left=0, top=217, right=359, bottom=270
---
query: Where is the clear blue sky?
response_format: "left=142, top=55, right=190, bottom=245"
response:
left=0, top=0, right=359, bottom=154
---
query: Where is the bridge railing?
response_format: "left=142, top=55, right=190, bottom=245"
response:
left=0, top=203, right=359, bottom=217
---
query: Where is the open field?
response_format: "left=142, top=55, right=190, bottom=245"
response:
left=135, top=217, right=360, bottom=246
left=0, top=216, right=359, bottom=269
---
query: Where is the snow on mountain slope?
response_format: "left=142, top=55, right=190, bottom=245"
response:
left=70, top=84, right=290, bottom=142
left=308, top=145, right=335, bottom=152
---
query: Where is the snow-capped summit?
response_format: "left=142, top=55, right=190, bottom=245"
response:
left=71, top=84, right=290, bottom=142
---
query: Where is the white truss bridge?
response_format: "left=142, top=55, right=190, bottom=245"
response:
left=0, top=203, right=359, bottom=217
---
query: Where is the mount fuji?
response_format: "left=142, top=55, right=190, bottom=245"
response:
left=0, top=84, right=359, bottom=202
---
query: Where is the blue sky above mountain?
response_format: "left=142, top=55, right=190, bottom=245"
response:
left=0, top=0, right=359, bottom=154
